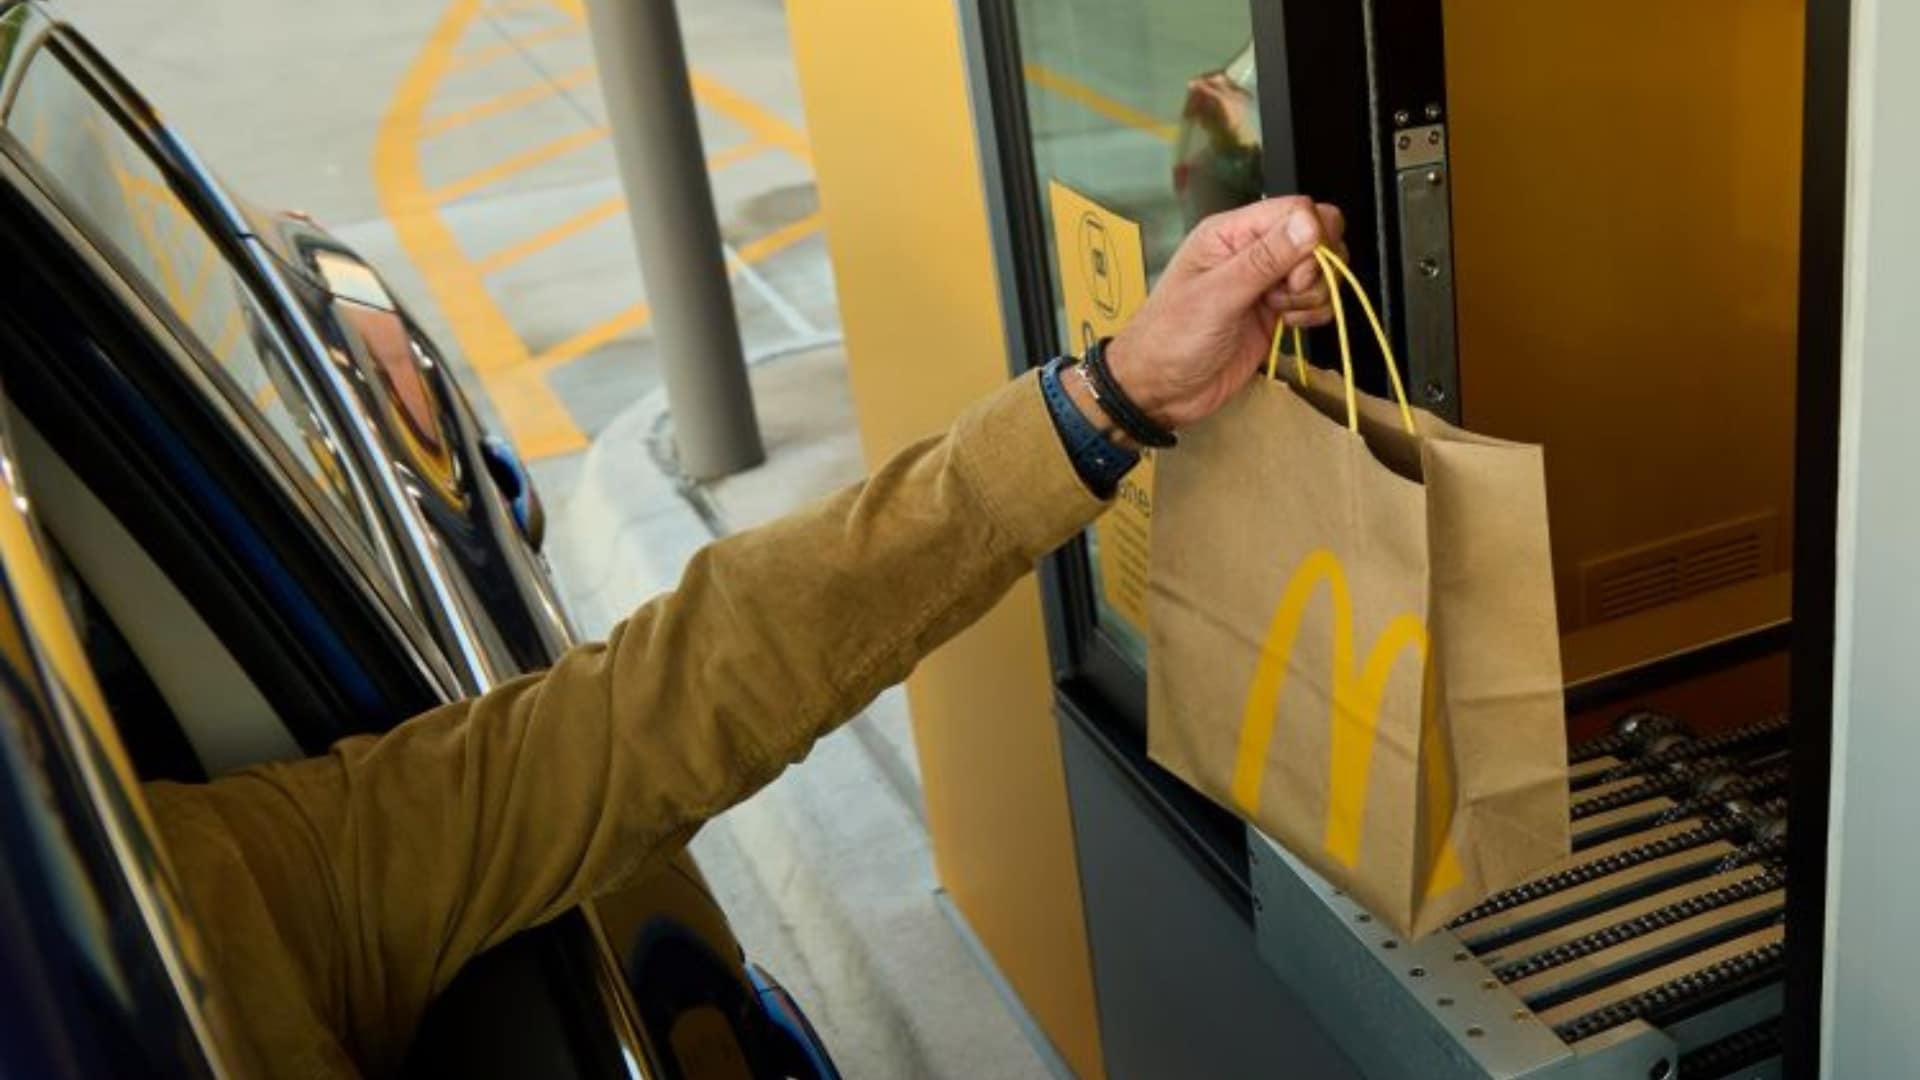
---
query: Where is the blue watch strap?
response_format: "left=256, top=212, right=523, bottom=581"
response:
left=1039, top=356, right=1140, bottom=498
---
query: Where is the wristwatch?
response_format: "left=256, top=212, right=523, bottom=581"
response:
left=1040, top=356, right=1140, bottom=498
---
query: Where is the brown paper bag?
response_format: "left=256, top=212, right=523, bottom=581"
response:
left=1147, top=252, right=1568, bottom=939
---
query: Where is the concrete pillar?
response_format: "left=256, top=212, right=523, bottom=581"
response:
left=584, top=0, right=763, bottom=479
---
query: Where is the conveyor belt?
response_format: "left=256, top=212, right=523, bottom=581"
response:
left=1491, top=867, right=1786, bottom=984
left=1461, top=710, right=1792, bottom=1076
left=1252, top=706, right=1794, bottom=1079
left=1549, top=936, right=1786, bottom=1043
left=1448, top=817, right=1749, bottom=928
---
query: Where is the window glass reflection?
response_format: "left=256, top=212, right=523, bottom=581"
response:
left=1013, top=0, right=1261, bottom=663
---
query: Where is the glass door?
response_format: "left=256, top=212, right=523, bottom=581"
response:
left=982, top=0, right=1443, bottom=731
left=1000, top=0, right=1264, bottom=700
left=1016, top=0, right=1262, bottom=282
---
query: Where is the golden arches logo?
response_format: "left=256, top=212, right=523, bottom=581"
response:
left=1231, top=549, right=1463, bottom=898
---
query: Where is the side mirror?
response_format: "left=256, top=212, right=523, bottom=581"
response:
left=479, top=436, right=545, bottom=552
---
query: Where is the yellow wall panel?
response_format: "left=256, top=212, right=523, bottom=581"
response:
left=783, top=2, right=1106, bottom=1076
left=1445, top=0, right=1804, bottom=640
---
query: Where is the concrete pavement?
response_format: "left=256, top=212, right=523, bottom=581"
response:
left=82, top=0, right=836, bottom=462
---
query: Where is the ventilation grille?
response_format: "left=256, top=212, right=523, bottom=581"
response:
left=1582, top=514, right=1777, bottom=624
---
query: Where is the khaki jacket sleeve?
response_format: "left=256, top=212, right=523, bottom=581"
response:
left=145, top=371, right=1107, bottom=1069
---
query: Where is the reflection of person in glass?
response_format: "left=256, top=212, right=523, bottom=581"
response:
left=149, top=196, right=1346, bottom=1075
left=1175, top=43, right=1263, bottom=228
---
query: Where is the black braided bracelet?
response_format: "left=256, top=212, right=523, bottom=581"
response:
left=1082, top=337, right=1177, bottom=449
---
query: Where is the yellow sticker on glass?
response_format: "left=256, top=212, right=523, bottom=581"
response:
left=1049, top=180, right=1152, bottom=637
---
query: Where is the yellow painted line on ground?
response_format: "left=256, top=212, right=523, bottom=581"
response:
left=446, top=21, right=579, bottom=73
left=735, top=209, right=823, bottom=265
left=375, top=0, right=585, bottom=459
left=482, top=0, right=558, bottom=16
left=545, top=0, right=814, bottom=168
left=381, top=0, right=820, bottom=459
left=531, top=302, right=652, bottom=371
left=531, top=210, right=824, bottom=369
left=428, top=125, right=608, bottom=205
left=123, top=181, right=186, bottom=306
left=210, top=307, right=244, bottom=362
left=705, top=139, right=768, bottom=172
left=421, top=64, right=595, bottom=137
left=474, top=193, right=624, bottom=276
left=685, top=72, right=813, bottom=168
left=181, top=236, right=217, bottom=313
left=184, top=227, right=222, bottom=316
left=470, top=141, right=765, bottom=277
left=1023, top=62, right=1177, bottom=143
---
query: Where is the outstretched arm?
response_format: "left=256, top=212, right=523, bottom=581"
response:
left=144, top=195, right=1345, bottom=1071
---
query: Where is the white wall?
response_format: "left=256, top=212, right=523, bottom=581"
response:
left=1822, top=0, right=1920, bottom=1072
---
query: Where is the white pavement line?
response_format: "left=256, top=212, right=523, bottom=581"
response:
left=725, top=241, right=820, bottom=339
left=748, top=332, right=844, bottom=368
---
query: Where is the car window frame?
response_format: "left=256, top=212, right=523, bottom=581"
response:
left=0, top=145, right=462, bottom=739
left=57, top=27, right=567, bottom=691
left=0, top=28, right=418, bottom=614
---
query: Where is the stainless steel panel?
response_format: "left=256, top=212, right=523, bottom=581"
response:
left=1395, top=163, right=1460, bottom=421
left=1249, top=833, right=1681, bottom=1079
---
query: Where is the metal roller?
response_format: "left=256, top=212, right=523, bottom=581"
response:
left=1568, top=710, right=1686, bottom=765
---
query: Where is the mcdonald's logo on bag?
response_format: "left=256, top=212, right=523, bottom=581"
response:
left=1150, top=243, right=1564, bottom=933
left=1230, top=548, right=1463, bottom=899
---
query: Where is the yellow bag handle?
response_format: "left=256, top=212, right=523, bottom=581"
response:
left=1264, top=244, right=1416, bottom=436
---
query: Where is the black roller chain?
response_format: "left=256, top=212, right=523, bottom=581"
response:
left=1570, top=756, right=1736, bottom=821
left=1551, top=940, right=1786, bottom=1044
left=1568, top=713, right=1685, bottom=765
left=1493, top=867, right=1786, bottom=983
left=1448, top=817, right=1748, bottom=929
left=1653, top=767, right=1790, bottom=826
left=1594, top=715, right=1790, bottom=784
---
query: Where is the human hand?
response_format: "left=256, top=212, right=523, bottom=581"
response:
left=1103, top=197, right=1344, bottom=431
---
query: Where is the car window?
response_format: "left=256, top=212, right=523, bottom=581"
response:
left=0, top=455, right=239, bottom=1073
left=2, top=47, right=376, bottom=550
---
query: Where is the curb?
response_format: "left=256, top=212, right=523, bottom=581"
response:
left=543, top=384, right=711, bottom=638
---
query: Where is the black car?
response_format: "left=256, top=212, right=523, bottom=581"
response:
left=0, top=2, right=834, bottom=1075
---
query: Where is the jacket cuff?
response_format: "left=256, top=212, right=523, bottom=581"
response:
left=953, top=369, right=1111, bottom=561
